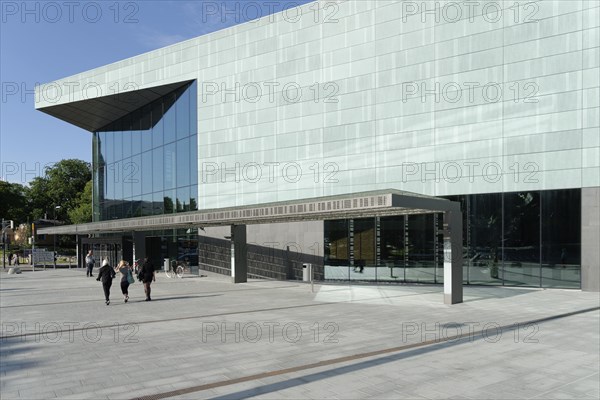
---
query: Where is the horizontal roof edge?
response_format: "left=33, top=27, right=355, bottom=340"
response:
left=38, top=189, right=460, bottom=235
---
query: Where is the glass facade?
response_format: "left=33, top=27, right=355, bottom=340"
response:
left=324, top=189, right=581, bottom=288
left=93, top=82, right=198, bottom=221
left=38, top=1, right=596, bottom=287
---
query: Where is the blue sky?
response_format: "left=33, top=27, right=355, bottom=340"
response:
left=0, top=0, right=312, bottom=185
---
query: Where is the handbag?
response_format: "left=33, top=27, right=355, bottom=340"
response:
left=127, top=269, right=135, bottom=284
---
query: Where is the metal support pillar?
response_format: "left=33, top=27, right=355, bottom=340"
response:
left=231, top=224, right=247, bottom=283
left=443, top=210, right=463, bottom=305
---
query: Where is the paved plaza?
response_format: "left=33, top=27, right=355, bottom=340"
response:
left=1, top=267, right=598, bottom=399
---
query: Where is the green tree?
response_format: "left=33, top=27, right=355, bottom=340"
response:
left=28, top=159, right=91, bottom=223
left=12, top=224, right=31, bottom=249
left=0, top=181, right=29, bottom=224
left=68, top=180, right=93, bottom=224
left=28, top=176, right=52, bottom=220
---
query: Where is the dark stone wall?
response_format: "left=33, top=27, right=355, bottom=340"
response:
left=198, top=236, right=323, bottom=280
left=198, top=236, right=231, bottom=275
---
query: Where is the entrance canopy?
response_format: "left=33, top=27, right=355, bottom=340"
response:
left=38, top=189, right=459, bottom=235
left=39, top=189, right=463, bottom=305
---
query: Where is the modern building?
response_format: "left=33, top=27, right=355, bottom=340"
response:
left=37, top=0, right=599, bottom=295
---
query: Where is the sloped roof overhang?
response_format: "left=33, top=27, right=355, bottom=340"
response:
left=36, top=80, right=193, bottom=132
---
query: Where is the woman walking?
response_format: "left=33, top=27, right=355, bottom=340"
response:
left=116, top=260, right=134, bottom=302
left=140, top=257, right=156, bottom=301
left=97, top=259, right=116, bottom=305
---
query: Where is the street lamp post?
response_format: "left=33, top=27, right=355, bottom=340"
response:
left=53, top=206, right=61, bottom=269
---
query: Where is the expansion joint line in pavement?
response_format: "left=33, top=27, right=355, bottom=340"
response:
left=130, top=306, right=600, bottom=400
left=0, top=290, right=443, bottom=339
left=0, top=302, right=326, bottom=340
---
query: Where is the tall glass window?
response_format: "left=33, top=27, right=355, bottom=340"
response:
left=324, top=220, right=349, bottom=280
left=468, top=193, right=503, bottom=285
left=406, top=214, right=436, bottom=283
left=351, top=218, right=375, bottom=280
left=379, top=215, right=405, bottom=281
left=541, top=190, right=581, bottom=288
left=93, top=81, right=198, bottom=221
left=503, top=192, right=541, bottom=286
left=323, top=189, right=581, bottom=289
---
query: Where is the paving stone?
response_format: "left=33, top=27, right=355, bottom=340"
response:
left=1, top=269, right=598, bottom=399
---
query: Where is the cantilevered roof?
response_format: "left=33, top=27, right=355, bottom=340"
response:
left=38, top=189, right=460, bottom=235
left=36, top=80, right=193, bottom=132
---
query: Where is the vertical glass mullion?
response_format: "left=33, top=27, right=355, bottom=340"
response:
left=348, top=219, right=353, bottom=281
left=539, top=193, right=543, bottom=288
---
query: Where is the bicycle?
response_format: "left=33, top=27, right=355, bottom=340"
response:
left=164, top=260, right=187, bottom=279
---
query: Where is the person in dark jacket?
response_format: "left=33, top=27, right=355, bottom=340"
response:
left=140, top=257, right=156, bottom=301
left=97, top=259, right=116, bottom=305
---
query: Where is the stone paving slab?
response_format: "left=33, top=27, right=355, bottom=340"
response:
left=1, top=268, right=599, bottom=399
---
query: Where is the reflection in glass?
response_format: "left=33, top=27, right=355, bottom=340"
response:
left=152, top=147, right=164, bottom=193
left=122, top=158, right=133, bottom=199
left=190, top=81, right=198, bottom=134
left=503, top=192, right=541, bottom=287
left=164, top=191, right=175, bottom=214
left=110, top=130, right=123, bottom=161
left=141, top=104, right=153, bottom=153
left=468, top=193, right=503, bottom=285
left=105, top=131, right=113, bottom=165
left=351, top=218, right=375, bottom=280
left=164, top=143, right=176, bottom=190
left=123, top=198, right=133, bottom=219
left=141, top=151, right=152, bottom=195
left=105, top=163, right=115, bottom=200
left=131, top=154, right=142, bottom=196
left=190, top=135, right=198, bottom=186
left=541, top=189, right=581, bottom=288
left=93, top=133, right=103, bottom=222
left=113, top=161, right=123, bottom=200
left=122, top=115, right=132, bottom=157
left=177, top=186, right=190, bottom=212
left=177, top=138, right=190, bottom=188
left=93, top=81, right=198, bottom=221
left=320, top=190, right=580, bottom=289
left=111, top=200, right=119, bottom=219
left=131, top=109, right=142, bottom=156
left=379, top=216, right=405, bottom=281
left=406, top=214, right=435, bottom=283
left=153, top=191, right=164, bottom=215
left=324, top=220, right=349, bottom=280
left=142, top=193, right=153, bottom=217
left=176, top=88, right=190, bottom=140
left=190, top=185, right=198, bottom=211
left=152, top=101, right=164, bottom=148
left=163, top=93, right=177, bottom=144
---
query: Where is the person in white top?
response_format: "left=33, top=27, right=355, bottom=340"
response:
left=85, top=250, right=95, bottom=277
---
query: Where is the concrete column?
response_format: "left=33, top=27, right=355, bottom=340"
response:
left=231, top=225, right=247, bottom=283
left=443, top=210, right=463, bottom=305
left=582, top=187, right=600, bottom=292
